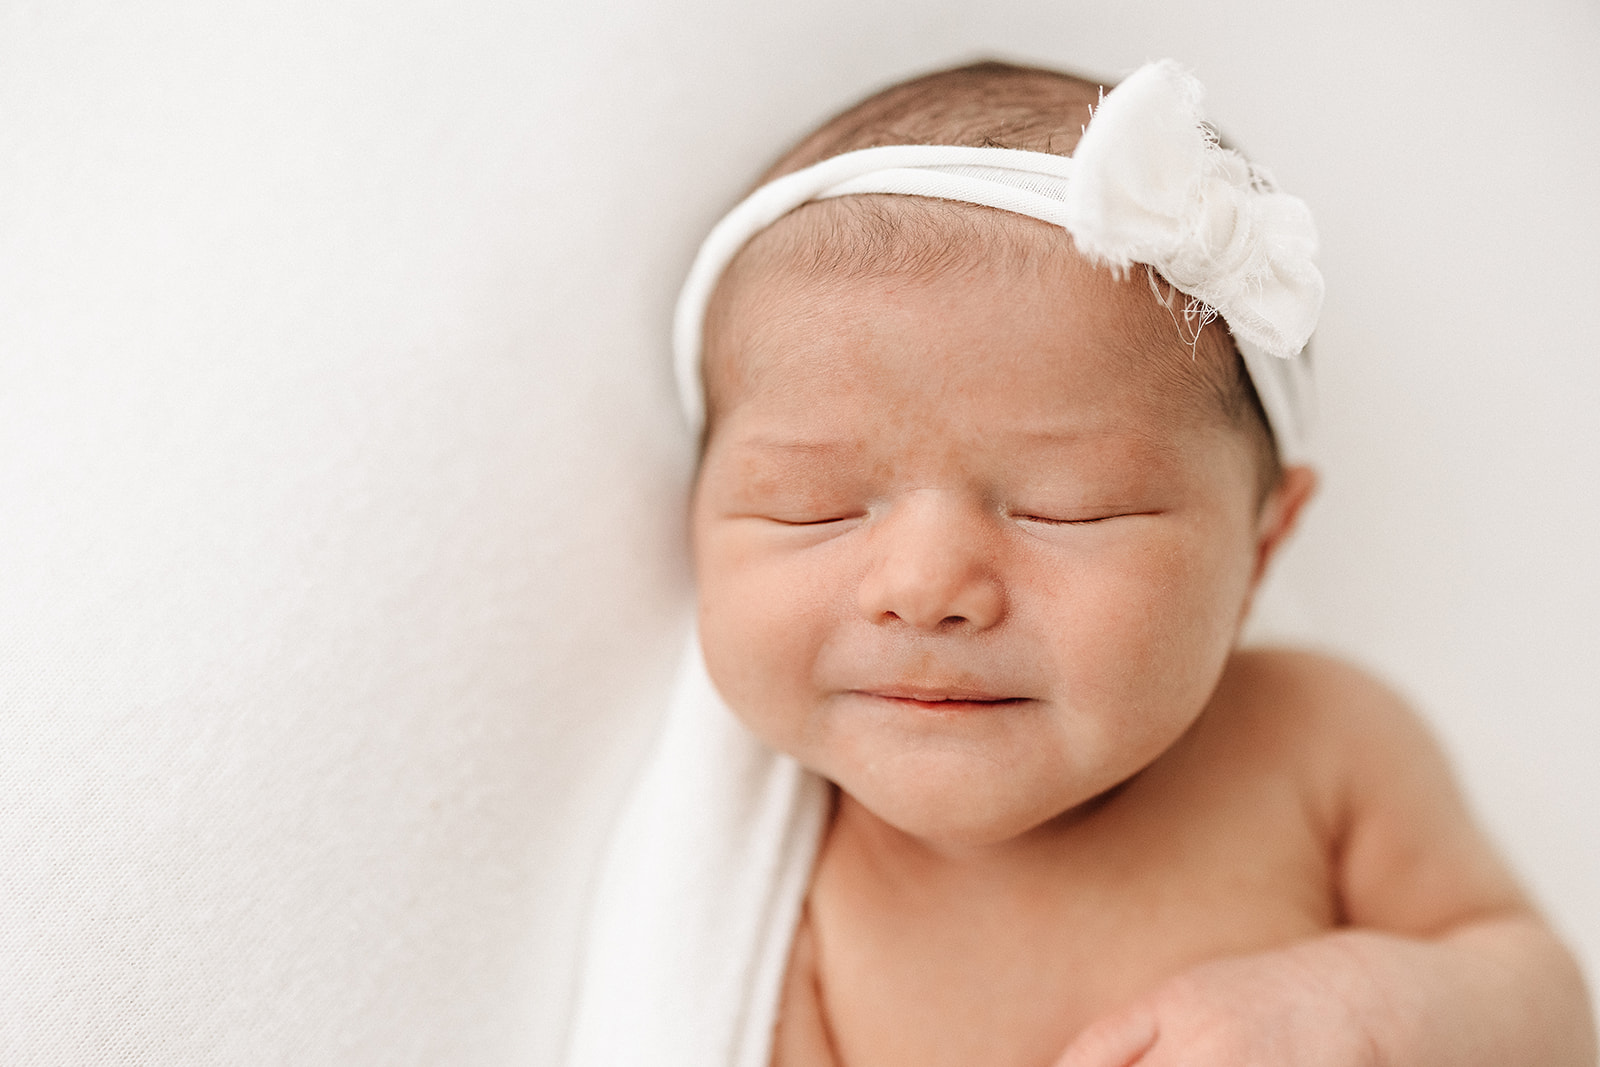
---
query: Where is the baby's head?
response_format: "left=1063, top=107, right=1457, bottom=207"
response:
left=684, top=60, right=1320, bottom=849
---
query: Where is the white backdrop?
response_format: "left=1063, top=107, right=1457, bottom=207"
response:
left=2, top=0, right=1595, bottom=1062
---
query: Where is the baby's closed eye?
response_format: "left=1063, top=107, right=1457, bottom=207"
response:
left=1006, top=500, right=1161, bottom=526
left=760, top=511, right=865, bottom=527
left=723, top=483, right=868, bottom=527
left=1011, top=510, right=1127, bottom=526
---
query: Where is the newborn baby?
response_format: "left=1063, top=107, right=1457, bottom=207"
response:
left=606, top=59, right=1594, bottom=1066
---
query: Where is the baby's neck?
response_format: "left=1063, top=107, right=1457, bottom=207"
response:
left=800, top=786, right=1138, bottom=1066
left=825, top=781, right=1126, bottom=888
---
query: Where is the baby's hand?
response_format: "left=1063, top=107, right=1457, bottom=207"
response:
left=1053, top=943, right=1385, bottom=1067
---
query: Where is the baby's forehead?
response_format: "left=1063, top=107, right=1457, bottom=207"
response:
left=704, top=197, right=1192, bottom=375
left=700, top=196, right=1241, bottom=434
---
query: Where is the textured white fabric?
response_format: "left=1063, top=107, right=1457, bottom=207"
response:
left=567, top=635, right=829, bottom=1067
left=673, top=60, right=1321, bottom=461
left=1063, top=61, right=1324, bottom=362
left=0, top=4, right=696, bottom=1063
left=8, top=6, right=1599, bottom=1063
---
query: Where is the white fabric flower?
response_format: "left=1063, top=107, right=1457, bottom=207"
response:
left=1063, top=59, right=1323, bottom=360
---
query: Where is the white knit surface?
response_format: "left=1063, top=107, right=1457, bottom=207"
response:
left=0, top=4, right=697, bottom=1062
left=4, top=1, right=1598, bottom=1063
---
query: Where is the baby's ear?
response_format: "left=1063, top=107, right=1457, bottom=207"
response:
left=1252, top=465, right=1317, bottom=585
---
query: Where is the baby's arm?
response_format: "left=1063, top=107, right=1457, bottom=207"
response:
left=1058, top=652, right=1596, bottom=1067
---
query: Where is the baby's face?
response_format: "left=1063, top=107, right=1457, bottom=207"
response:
left=693, top=224, right=1282, bottom=849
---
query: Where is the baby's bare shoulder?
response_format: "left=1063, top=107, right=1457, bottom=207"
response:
left=1205, top=646, right=1530, bottom=931
left=1205, top=645, right=1439, bottom=766
left=1219, top=644, right=1413, bottom=714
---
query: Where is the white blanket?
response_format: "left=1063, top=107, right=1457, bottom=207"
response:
left=567, top=633, right=830, bottom=1066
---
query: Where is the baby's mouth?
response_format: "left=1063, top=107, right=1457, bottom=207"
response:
left=853, top=687, right=1027, bottom=712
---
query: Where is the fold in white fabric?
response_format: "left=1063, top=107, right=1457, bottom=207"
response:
left=673, top=59, right=1321, bottom=462
left=566, top=633, right=829, bottom=1067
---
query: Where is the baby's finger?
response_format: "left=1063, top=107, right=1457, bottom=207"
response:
left=1052, top=1008, right=1158, bottom=1067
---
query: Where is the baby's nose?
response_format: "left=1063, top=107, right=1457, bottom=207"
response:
left=856, top=495, right=1004, bottom=631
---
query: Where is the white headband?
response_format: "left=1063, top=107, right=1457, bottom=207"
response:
left=673, top=59, right=1322, bottom=462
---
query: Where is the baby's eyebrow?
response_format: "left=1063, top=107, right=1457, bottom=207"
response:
left=1003, top=427, right=1095, bottom=446
left=1005, top=423, right=1188, bottom=456
left=724, top=426, right=1184, bottom=472
left=718, top=438, right=867, bottom=482
left=731, top=436, right=859, bottom=457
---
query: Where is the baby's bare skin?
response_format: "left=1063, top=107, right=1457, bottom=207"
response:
left=693, top=205, right=1595, bottom=1067
left=772, top=649, right=1536, bottom=1066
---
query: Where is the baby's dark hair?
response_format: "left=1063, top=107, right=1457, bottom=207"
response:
left=708, top=60, right=1284, bottom=497
left=762, top=60, right=1104, bottom=179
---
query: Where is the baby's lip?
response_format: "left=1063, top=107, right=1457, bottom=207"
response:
left=852, top=685, right=1026, bottom=706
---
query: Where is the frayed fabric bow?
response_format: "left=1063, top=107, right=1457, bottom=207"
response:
left=1063, top=59, right=1323, bottom=365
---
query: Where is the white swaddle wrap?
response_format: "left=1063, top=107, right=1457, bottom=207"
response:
left=566, top=634, right=829, bottom=1066
left=567, top=59, right=1324, bottom=1066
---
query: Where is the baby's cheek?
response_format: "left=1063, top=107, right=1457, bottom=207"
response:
left=699, top=626, right=817, bottom=771
left=1042, top=534, right=1238, bottom=686
left=697, top=555, right=800, bottom=706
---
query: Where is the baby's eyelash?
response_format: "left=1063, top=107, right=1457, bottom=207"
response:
left=1008, top=507, right=1159, bottom=527
left=1014, top=514, right=1114, bottom=526
left=756, top=511, right=866, bottom=527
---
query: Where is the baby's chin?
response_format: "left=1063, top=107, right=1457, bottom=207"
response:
left=826, top=750, right=1114, bottom=854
